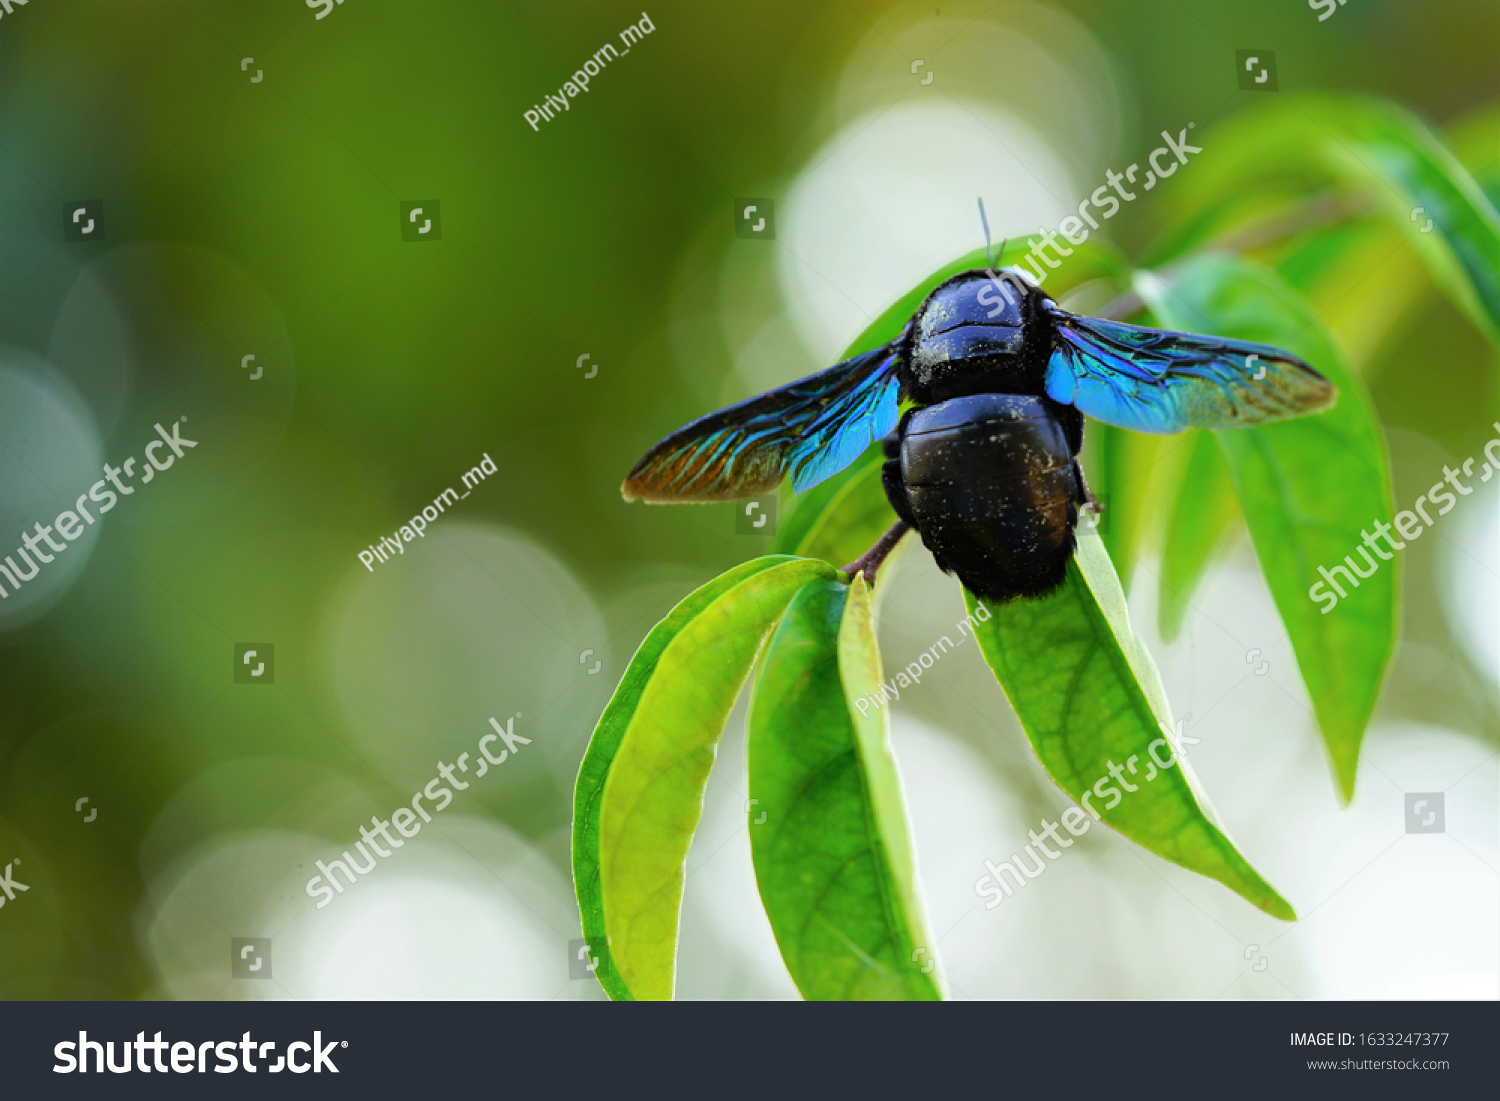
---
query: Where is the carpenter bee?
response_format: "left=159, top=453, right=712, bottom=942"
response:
left=622, top=266, right=1335, bottom=602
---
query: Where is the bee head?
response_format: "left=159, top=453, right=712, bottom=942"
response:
left=902, top=268, right=1049, bottom=402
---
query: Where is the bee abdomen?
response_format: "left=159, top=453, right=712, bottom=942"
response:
left=899, top=394, right=1080, bottom=602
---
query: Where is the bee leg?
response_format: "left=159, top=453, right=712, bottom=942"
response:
left=1073, top=459, right=1103, bottom=517
left=841, top=520, right=911, bottom=589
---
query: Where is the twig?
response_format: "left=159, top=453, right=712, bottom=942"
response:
left=1095, top=189, right=1368, bottom=320
left=841, top=520, right=910, bottom=588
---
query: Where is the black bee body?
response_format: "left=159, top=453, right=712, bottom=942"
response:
left=622, top=261, right=1334, bottom=606
left=883, top=393, right=1083, bottom=601
left=882, top=271, right=1088, bottom=601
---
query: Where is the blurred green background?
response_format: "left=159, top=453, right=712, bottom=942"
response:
left=0, top=0, right=1495, bottom=999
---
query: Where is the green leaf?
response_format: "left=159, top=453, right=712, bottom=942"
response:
left=774, top=448, right=888, bottom=567
left=1272, top=218, right=1426, bottom=374
left=1083, top=421, right=1168, bottom=590
left=1447, top=103, right=1500, bottom=210
left=1165, top=94, right=1500, bottom=343
left=747, top=575, right=942, bottom=1000
left=572, top=555, right=835, bottom=999
left=777, top=240, right=1130, bottom=567
left=1147, top=194, right=1307, bottom=271
left=573, top=556, right=786, bottom=1000
left=968, top=531, right=1295, bottom=919
left=1136, top=254, right=1396, bottom=802
left=1157, top=430, right=1240, bottom=642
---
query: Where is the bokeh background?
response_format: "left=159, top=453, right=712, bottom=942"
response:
left=0, top=0, right=1495, bottom=999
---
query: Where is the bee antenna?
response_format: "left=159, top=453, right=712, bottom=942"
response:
left=976, top=197, right=993, bottom=269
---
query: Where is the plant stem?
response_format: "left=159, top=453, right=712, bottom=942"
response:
left=1096, top=189, right=1367, bottom=320
left=841, top=520, right=911, bottom=588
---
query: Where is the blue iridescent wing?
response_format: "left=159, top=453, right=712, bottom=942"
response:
left=1042, top=304, right=1336, bottom=434
left=622, top=344, right=902, bottom=502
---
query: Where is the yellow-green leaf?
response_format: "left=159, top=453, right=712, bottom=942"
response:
left=573, top=555, right=834, bottom=999
left=747, top=575, right=941, bottom=1000
left=1157, top=430, right=1241, bottom=642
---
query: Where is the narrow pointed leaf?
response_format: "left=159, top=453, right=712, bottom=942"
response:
left=1274, top=218, right=1425, bottom=373
left=573, top=555, right=834, bottom=999
left=1447, top=104, right=1500, bottom=209
left=747, top=576, right=942, bottom=1000
left=968, top=531, right=1295, bottom=919
left=1084, top=421, right=1167, bottom=590
left=1158, top=430, right=1241, bottom=642
left=1165, top=94, right=1500, bottom=343
left=1137, top=255, right=1396, bottom=802
left=573, top=556, right=778, bottom=999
